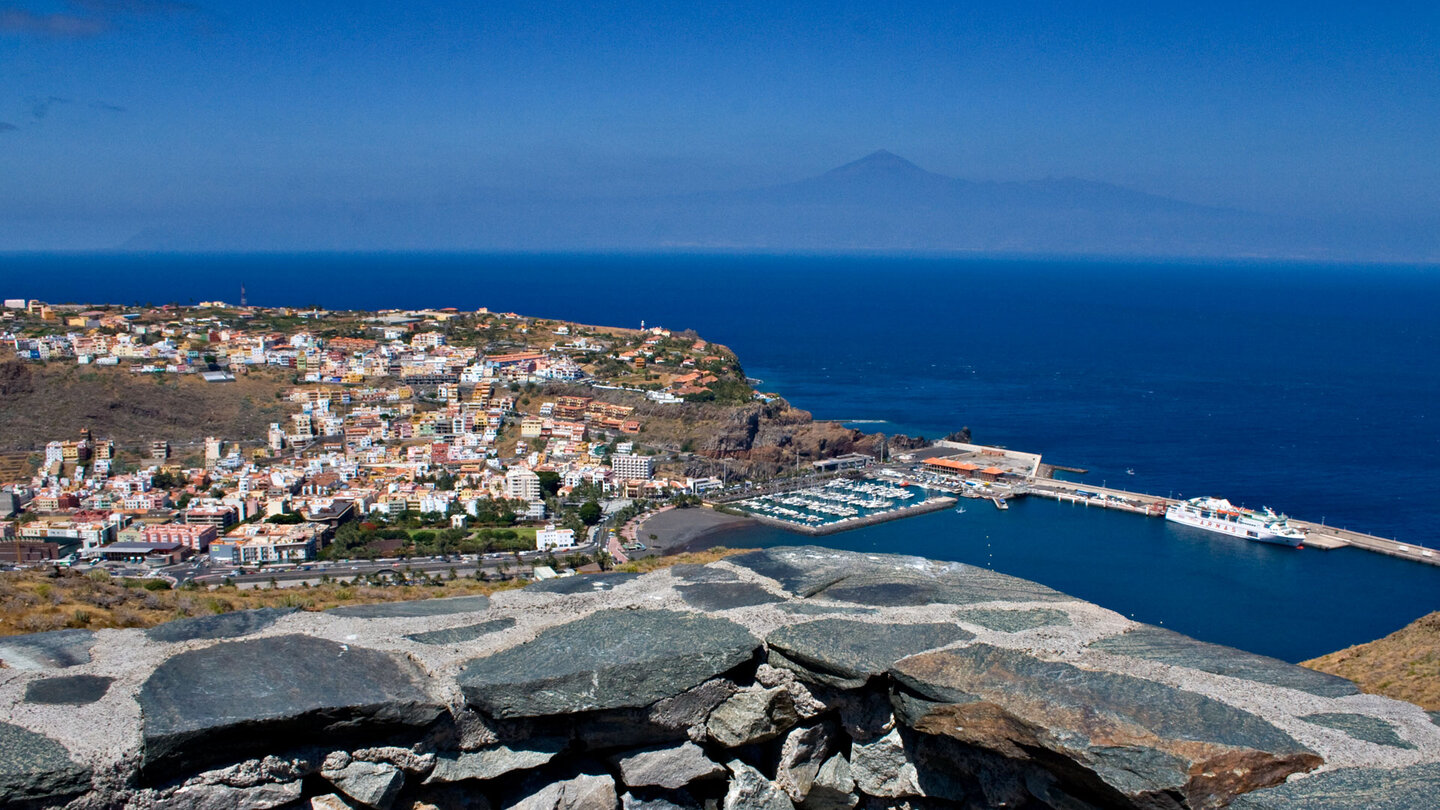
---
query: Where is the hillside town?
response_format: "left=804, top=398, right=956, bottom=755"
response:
left=0, top=298, right=755, bottom=582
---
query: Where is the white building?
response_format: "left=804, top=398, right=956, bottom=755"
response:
left=267, top=423, right=286, bottom=452
left=536, top=524, right=577, bottom=551
left=505, top=466, right=542, bottom=501
left=611, top=453, right=654, bottom=481
left=204, top=437, right=223, bottom=469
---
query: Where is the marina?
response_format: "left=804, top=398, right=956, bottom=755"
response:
left=725, top=478, right=956, bottom=535
left=710, top=438, right=1440, bottom=567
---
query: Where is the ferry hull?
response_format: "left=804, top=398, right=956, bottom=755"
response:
left=1165, top=507, right=1304, bottom=548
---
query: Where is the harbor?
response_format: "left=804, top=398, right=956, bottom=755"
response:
left=707, top=439, right=1440, bottom=567
left=722, top=478, right=956, bottom=536
left=1015, top=476, right=1436, bottom=565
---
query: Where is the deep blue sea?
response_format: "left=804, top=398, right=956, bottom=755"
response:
left=5, top=252, right=1438, bottom=660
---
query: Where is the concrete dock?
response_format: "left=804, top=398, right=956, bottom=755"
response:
left=1023, top=477, right=1435, bottom=563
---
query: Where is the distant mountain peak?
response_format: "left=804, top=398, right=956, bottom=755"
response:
left=824, top=149, right=936, bottom=179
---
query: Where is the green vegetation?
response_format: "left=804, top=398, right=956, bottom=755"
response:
left=579, top=500, right=603, bottom=525
left=322, top=521, right=537, bottom=560
left=265, top=512, right=306, bottom=524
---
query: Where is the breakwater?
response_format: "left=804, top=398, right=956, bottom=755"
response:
left=1025, top=478, right=1440, bottom=566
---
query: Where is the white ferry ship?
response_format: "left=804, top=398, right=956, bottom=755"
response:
left=1164, top=496, right=1306, bottom=548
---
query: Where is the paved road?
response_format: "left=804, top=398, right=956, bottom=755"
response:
left=144, top=542, right=603, bottom=587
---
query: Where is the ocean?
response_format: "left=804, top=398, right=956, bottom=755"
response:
left=5, top=251, right=1437, bottom=660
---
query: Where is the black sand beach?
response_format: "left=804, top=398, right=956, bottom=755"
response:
left=632, top=507, right=758, bottom=555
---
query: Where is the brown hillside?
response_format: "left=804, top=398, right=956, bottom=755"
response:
left=1302, top=611, right=1440, bottom=711
left=0, top=359, right=294, bottom=454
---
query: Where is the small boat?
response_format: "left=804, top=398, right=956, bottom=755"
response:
left=954, top=505, right=967, bottom=514
left=1126, top=468, right=1135, bottom=475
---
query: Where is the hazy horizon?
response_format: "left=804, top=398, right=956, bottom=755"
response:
left=4, top=2, right=1439, bottom=254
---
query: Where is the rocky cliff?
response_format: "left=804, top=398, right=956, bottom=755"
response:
left=0, top=548, right=1436, bottom=810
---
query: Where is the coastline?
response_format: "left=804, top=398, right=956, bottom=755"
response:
left=627, top=506, right=760, bottom=556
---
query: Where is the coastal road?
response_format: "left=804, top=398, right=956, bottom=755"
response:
left=174, top=543, right=601, bottom=588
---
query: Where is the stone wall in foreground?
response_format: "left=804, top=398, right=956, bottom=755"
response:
left=0, top=547, right=1437, bottom=810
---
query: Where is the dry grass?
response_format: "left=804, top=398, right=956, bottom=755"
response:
left=1301, top=611, right=1440, bottom=711
left=0, top=359, right=294, bottom=453
left=0, top=551, right=741, bottom=637
left=0, top=568, right=522, bottom=636
left=613, top=546, right=746, bottom=574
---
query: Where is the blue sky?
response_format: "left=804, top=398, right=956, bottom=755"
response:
left=3, top=1, right=1439, bottom=248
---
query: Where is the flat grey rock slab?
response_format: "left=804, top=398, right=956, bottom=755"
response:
left=767, top=620, right=972, bottom=689
left=0, top=721, right=90, bottom=806
left=622, top=791, right=703, bottom=810
left=424, top=739, right=567, bottom=784
left=816, top=568, right=1068, bottom=607
left=144, top=607, right=297, bottom=643
left=957, top=608, right=1071, bottom=632
left=404, top=617, right=517, bottom=645
left=669, top=564, right=739, bottom=583
left=459, top=609, right=760, bottom=718
left=152, top=779, right=304, bottom=810
left=776, top=603, right=877, bottom=616
left=510, top=770, right=617, bottom=810
left=676, top=582, right=784, bottom=611
left=727, top=548, right=868, bottom=597
left=729, top=547, right=1069, bottom=606
left=24, top=674, right=114, bottom=705
left=323, top=760, right=404, bottom=808
left=1088, top=625, right=1360, bottom=697
left=1230, top=762, right=1440, bottom=809
left=326, top=595, right=491, bottom=618
left=611, top=742, right=724, bottom=789
left=891, top=643, right=1320, bottom=807
left=1301, top=713, right=1415, bottom=749
left=139, top=633, right=444, bottom=779
left=0, top=628, right=96, bottom=670
left=525, top=573, right=640, bottom=595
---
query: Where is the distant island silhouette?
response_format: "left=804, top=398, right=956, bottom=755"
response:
left=121, top=151, right=1438, bottom=261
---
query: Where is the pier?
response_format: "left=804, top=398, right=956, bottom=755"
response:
left=707, top=439, right=1438, bottom=567
left=1022, top=478, right=1436, bottom=564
